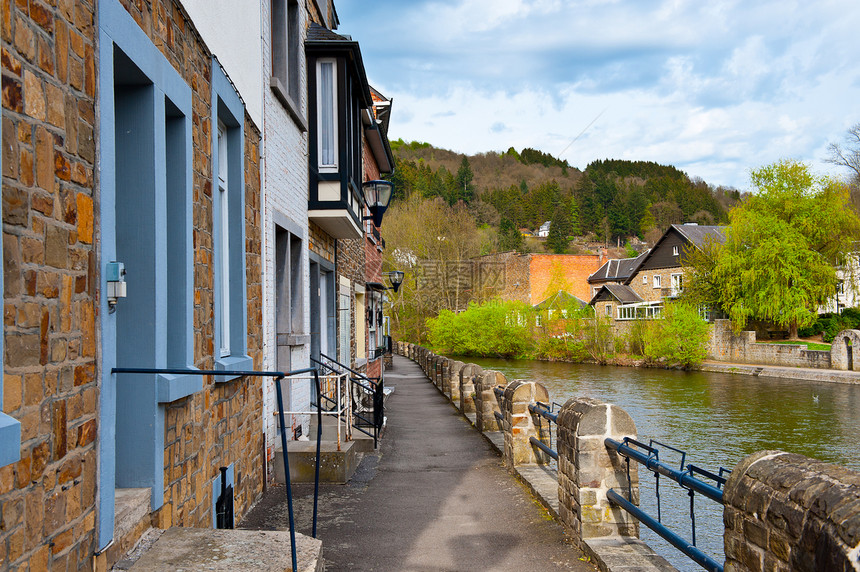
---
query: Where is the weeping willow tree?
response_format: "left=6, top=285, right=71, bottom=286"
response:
left=685, top=159, right=860, bottom=337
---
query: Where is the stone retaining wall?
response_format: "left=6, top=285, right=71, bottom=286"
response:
left=708, top=320, right=859, bottom=370
left=395, top=341, right=860, bottom=571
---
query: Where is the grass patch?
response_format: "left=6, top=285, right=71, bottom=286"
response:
left=756, top=340, right=831, bottom=351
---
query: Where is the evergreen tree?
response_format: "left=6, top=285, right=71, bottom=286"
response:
left=455, top=156, right=475, bottom=204
left=546, top=205, right=572, bottom=254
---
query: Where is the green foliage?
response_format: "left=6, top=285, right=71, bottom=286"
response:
left=390, top=142, right=730, bottom=245
left=546, top=204, right=572, bottom=254
left=518, top=147, right=570, bottom=173
left=690, top=159, right=860, bottom=336
left=644, top=303, right=710, bottom=367
left=498, top=218, right=525, bottom=252
left=798, top=309, right=860, bottom=342
left=426, top=300, right=534, bottom=357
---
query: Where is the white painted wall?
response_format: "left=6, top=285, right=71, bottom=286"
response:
left=259, top=0, right=312, bottom=459
left=180, top=0, right=264, bottom=127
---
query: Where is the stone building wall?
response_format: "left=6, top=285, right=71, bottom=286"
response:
left=1, top=0, right=99, bottom=568
left=108, top=0, right=266, bottom=539
left=627, top=267, right=684, bottom=304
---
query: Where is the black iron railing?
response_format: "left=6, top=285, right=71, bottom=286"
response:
left=111, top=366, right=322, bottom=572
left=313, top=354, right=385, bottom=448
left=605, top=437, right=730, bottom=572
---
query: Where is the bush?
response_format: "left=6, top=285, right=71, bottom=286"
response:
left=644, top=302, right=710, bottom=368
left=426, top=300, right=534, bottom=358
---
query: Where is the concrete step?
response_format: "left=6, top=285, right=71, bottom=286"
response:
left=274, top=439, right=357, bottom=484
left=124, top=527, right=323, bottom=572
left=309, top=413, right=376, bottom=452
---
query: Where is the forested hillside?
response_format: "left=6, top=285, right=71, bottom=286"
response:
left=386, top=139, right=741, bottom=249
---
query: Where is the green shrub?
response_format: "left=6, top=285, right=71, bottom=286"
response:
left=426, top=300, right=534, bottom=358
left=644, top=302, right=710, bottom=368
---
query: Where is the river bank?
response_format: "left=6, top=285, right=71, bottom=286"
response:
left=430, top=349, right=860, bottom=385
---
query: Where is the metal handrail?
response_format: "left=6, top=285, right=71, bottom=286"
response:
left=111, top=366, right=322, bottom=572
left=318, top=353, right=379, bottom=388
left=529, top=402, right=558, bottom=423
left=529, top=436, right=558, bottom=460
left=604, top=436, right=727, bottom=572
left=313, top=355, right=385, bottom=448
left=607, top=489, right=721, bottom=572
left=605, top=437, right=724, bottom=503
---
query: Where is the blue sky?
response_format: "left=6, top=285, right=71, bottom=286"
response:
left=335, top=0, right=860, bottom=190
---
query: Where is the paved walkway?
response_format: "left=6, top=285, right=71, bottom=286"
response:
left=240, top=355, right=596, bottom=572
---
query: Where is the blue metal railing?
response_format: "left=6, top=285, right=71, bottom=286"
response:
left=111, top=366, right=322, bottom=572
left=604, top=437, right=729, bottom=572
left=528, top=401, right=561, bottom=461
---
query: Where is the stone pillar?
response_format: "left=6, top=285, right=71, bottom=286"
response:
left=557, top=397, right=638, bottom=544
left=724, top=450, right=860, bottom=571
left=446, top=361, right=465, bottom=401
left=830, top=329, right=860, bottom=371
left=459, top=364, right=483, bottom=415
left=475, top=370, right=507, bottom=433
left=502, top=380, right=550, bottom=469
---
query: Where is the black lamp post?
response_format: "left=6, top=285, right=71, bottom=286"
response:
left=385, top=270, right=404, bottom=293
left=362, top=180, right=394, bottom=227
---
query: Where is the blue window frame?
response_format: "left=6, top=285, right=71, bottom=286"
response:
left=212, top=58, right=252, bottom=381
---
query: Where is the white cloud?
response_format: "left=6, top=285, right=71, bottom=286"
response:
left=338, top=0, right=860, bottom=189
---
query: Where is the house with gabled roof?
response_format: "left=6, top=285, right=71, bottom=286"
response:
left=589, top=224, right=726, bottom=324
left=587, top=249, right=650, bottom=300
left=625, top=223, right=726, bottom=304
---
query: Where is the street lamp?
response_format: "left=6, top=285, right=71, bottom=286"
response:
left=362, top=180, right=394, bottom=227
left=385, top=270, right=404, bottom=293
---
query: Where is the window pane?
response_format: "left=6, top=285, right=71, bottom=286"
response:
left=319, top=61, right=335, bottom=167
left=218, top=125, right=230, bottom=357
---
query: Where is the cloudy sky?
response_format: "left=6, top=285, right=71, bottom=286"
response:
left=335, top=0, right=860, bottom=190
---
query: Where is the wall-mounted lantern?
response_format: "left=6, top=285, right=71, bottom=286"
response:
left=385, top=270, right=404, bottom=293
left=362, top=180, right=394, bottom=227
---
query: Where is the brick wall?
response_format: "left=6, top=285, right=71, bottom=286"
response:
left=529, top=254, right=602, bottom=305
left=1, top=0, right=99, bottom=568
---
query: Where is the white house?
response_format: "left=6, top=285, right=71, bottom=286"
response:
left=537, top=221, right=551, bottom=238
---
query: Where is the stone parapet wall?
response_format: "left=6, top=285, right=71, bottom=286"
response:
left=474, top=370, right=505, bottom=432
left=458, top=364, right=482, bottom=415
left=724, top=450, right=860, bottom=571
left=557, top=398, right=638, bottom=542
left=502, top=380, right=549, bottom=468
left=709, top=320, right=833, bottom=369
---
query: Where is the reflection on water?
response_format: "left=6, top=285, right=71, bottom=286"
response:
left=469, top=357, right=860, bottom=571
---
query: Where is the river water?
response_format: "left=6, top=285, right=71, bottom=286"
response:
left=468, top=357, right=860, bottom=571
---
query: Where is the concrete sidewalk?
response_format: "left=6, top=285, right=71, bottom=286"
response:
left=240, top=355, right=596, bottom=571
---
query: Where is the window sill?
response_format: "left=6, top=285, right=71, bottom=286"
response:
left=157, top=370, right=204, bottom=403
left=270, top=77, right=308, bottom=133
left=0, top=413, right=21, bottom=467
left=215, top=354, right=254, bottom=383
